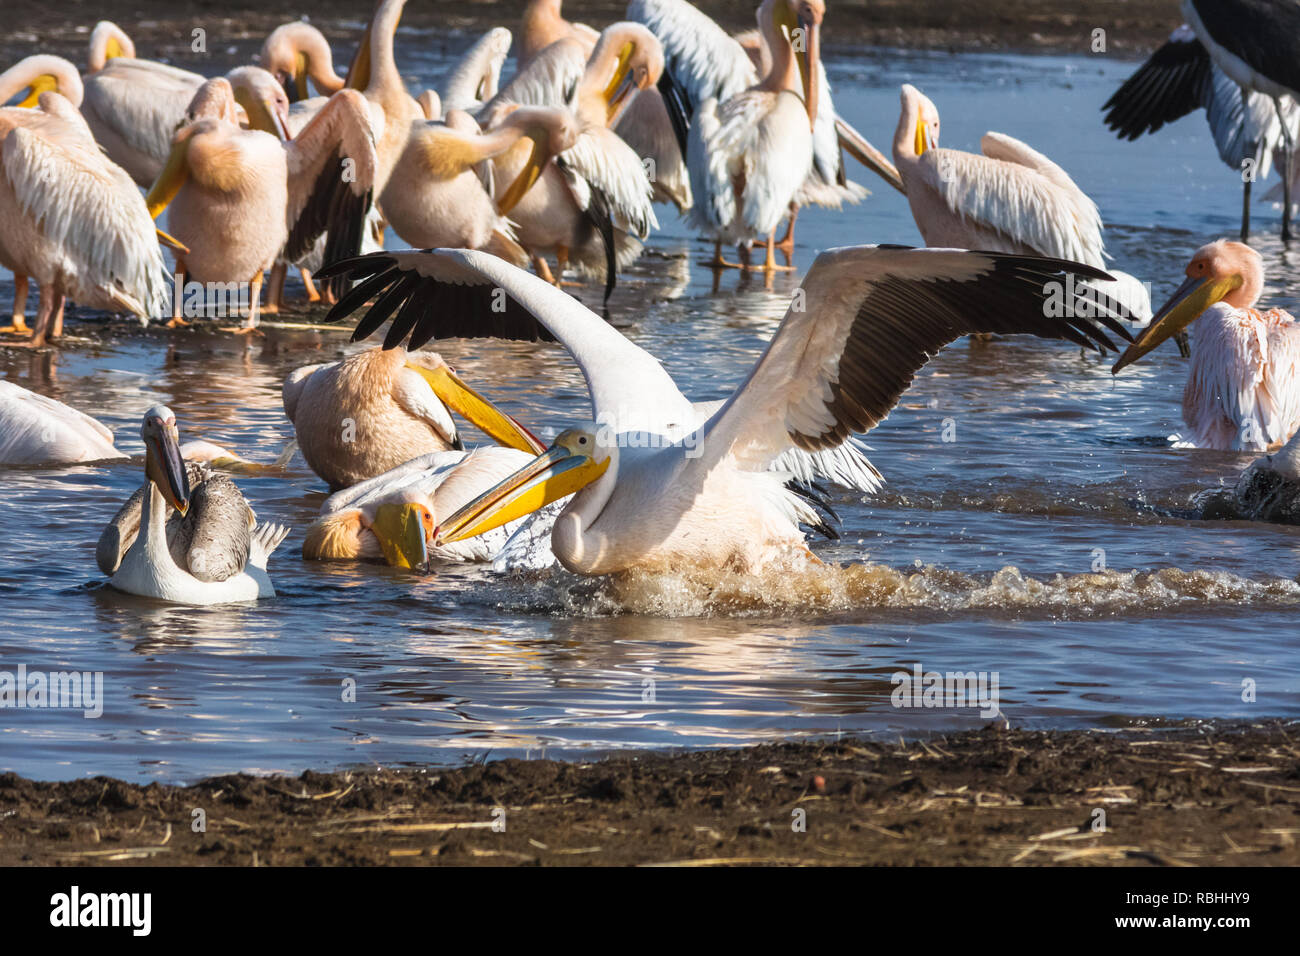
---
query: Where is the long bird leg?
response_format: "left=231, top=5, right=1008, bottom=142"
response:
left=702, top=239, right=744, bottom=270
left=531, top=254, right=559, bottom=286
left=50, top=296, right=64, bottom=340
left=555, top=246, right=582, bottom=287
left=1241, top=87, right=1254, bottom=242
left=167, top=261, right=189, bottom=328
left=9, top=284, right=62, bottom=349
left=265, top=262, right=287, bottom=314
left=1, top=275, right=29, bottom=334
left=775, top=203, right=800, bottom=255
left=1275, top=96, right=1294, bottom=241
left=299, top=268, right=322, bottom=303
left=760, top=231, right=795, bottom=273
left=221, top=271, right=264, bottom=335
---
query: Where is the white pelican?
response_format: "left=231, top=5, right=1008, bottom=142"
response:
left=0, top=74, right=168, bottom=347
left=893, top=84, right=1151, bottom=321
left=1102, top=24, right=1300, bottom=240
left=303, top=447, right=554, bottom=566
left=0, top=381, right=125, bottom=464
left=381, top=105, right=578, bottom=258
left=628, top=0, right=903, bottom=243
left=519, top=0, right=599, bottom=67
left=1113, top=239, right=1300, bottom=452
left=478, top=24, right=662, bottom=292
left=442, top=28, right=514, bottom=114
left=259, top=21, right=346, bottom=103
left=283, top=346, right=545, bottom=490
left=317, top=246, right=1132, bottom=576
left=685, top=0, right=823, bottom=272
left=144, top=77, right=376, bottom=329
left=99, top=406, right=289, bottom=604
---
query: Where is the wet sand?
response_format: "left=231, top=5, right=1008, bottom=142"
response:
left=4, top=723, right=1297, bottom=866
left=3, top=0, right=1181, bottom=67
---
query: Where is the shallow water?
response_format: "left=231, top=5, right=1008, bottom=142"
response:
left=3, top=40, right=1299, bottom=782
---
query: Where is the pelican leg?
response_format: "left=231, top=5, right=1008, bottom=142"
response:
left=265, top=262, right=287, bottom=314
left=1242, top=175, right=1253, bottom=241
left=50, top=296, right=65, bottom=340
left=758, top=232, right=795, bottom=273
left=300, top=268, right=321, bottom=303
left=775, top=203, right=800, bottom=255
left=1275, top=96, right=1294, bottom=241
left=1, top=275, right=30, bottom=334
left=166, top=260, right=189, bottom=328
left=531, top=255, right=559, bottom=286
left=10, top=284, right=62, bottom=349
left=555, top=246, right=582, bottom=287
left=701, top=239, right=743, bottom=270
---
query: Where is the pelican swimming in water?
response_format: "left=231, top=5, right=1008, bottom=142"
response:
left=99, top=406, right=289, bottom=604
left=1113, top=239, right=1300, bottom=452
left=145, top=76, right=376, bottom=329
left=381, top=105, right=579, bottom=259
left=0, top=381, right=126, bottom=465
left=0, top=61, right=168, bottom=347
left=686, top=0, right=824, bottom=272
left=303, top=447, right=555, bottom=567
left=893, top=83, right=1151, bottom=321
left=317, top=246, right=1132, bottom=576
left=283, top=346, right=545, bottom=490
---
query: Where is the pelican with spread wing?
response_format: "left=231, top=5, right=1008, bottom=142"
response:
left=317, top=246, right=1132, bottom=576
left=144, top=76, right=376, bottom=329
left=99, top=406, right=289, bottom=604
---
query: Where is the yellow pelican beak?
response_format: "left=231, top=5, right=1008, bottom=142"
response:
left=145, top=425, right=191, bottom=515
left=797, top=17, right=821, bottom=130
left=370, top=502, right=431, bottom=569
left=914, top=116, right=928, bottom=157
left=602, top=42, right=637, bottom=125
left=145, top=138, right=191, bottom=219
left=1112, top=272, right=1243, bottom=374
left=156, top=228, right=190, bottom=254
left=237, top=88, right=291, bottom=142
left=435, top=433, right=609, bottom=546
left=292, top=51, right=310, bottom=103
left=836, top=118, right=906, bottom=194
left=104, top=36, right=128, bottom=62
left=498, top=132, right=551, bottom=215
left=345, top=21, right=374, bottom=92
left=17, top=73, right=58, bottom=108
left=407, top=363, right=546, bottom=454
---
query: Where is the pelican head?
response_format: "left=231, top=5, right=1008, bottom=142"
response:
left=495, top=106, right=581, bottom=214
left=590, top=23, right=664, bottom=125
left=900, top=84, right=940, bottom=158
left=434, top=426, right=612, bottom=546
left=0, top=55, right=84, bottom=109
left=260, top=21, right=341, bottom=103
left=402, top=351, right=546, bottom=455
left=1112, top=240, right=1262, bottom=374
left=88, top=21, right=136, bottom=72
left=227, top=66, right=292, bottom=142
left=141, top=406, right=190, bottom=515
left=771, top=0, right=823, bottom=128
left=370, top=497, right=434, bottom=569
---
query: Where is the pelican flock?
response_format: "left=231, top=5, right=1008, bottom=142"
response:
left=4, top=0, right=1300, bottom=610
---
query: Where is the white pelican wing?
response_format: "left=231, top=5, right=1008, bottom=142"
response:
left=628, top=0, right=756, bottom=110
left=698, top=246, right=1134, bottom=469
left=0, top=382, right=123, bottom=465
left=559, top=125, right=658, bottom=238
left=479, top=38, right=586, bottom=118
left=2, top=110, right=169, bottom=318
left=917, top=140, right=1105, bottom=266
left=283, top=89, right=378, bottom=272
left=318, top=248, right=696, bottom=434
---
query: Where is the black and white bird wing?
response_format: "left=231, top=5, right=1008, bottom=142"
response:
left=283, top=88, right=377, bottom=295
left=1102, top=25, right=1213, bottom=139
left=698, top=246, right=1134, bottom=472
left=1188, top=0, right=1300, bottom=100
left=317, top=248, right=697, bottom=435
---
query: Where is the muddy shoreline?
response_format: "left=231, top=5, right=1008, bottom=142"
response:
left=4, top=722, right=1298, bottom=866
left=3, top=0, right=1182, bottom=68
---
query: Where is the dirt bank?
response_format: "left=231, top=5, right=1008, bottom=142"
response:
left=4, top=722, right=1298, bottom=866
left=2, top=0, right=1182, bottom=68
